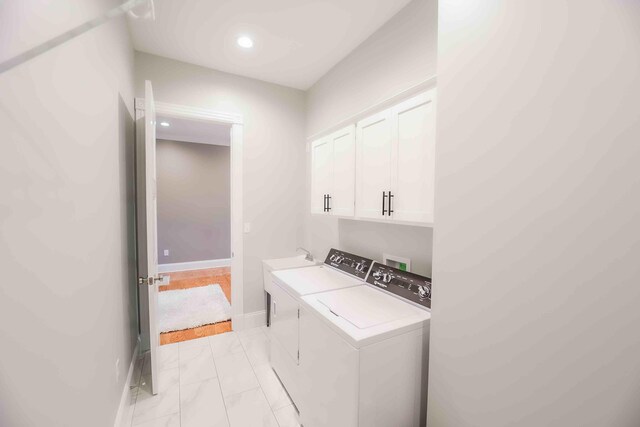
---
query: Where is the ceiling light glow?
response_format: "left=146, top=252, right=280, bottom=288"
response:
left=237, top=36, right=254, bottom=49
left=160, top=121, right=170, bottom=127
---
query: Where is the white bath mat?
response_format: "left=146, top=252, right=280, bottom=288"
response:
left=158, top=284, right=231, bottom=333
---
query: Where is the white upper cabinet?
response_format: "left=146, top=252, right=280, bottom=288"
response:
left=311, top=136, right=333, bottom=215
left=355, top=110, right=393, bottom=220
left=330, top=126, right=356, bottom=216
left=355, top=89, right=436, bottom=225
left=310, top=125, right=356, bottom=217
left=311, top=89, right=436, bottom=226
left=390, top=90, right=436, bottom=224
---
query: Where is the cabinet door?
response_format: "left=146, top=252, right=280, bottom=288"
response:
left=330, top=125, right=356, bottom=217
left=270, top=283, right=300, bottom=364
left=310, top=137, right=333, bottom=214
left=355, top=110, right=393, bottom=220
left=391, top=90, right=436, bottom=224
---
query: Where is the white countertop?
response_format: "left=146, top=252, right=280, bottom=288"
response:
left=262, top=255, right=319, bottom=272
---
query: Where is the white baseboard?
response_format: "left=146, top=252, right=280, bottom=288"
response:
left=114, top=342, right=139, bottom=427
left=240, top=310, right=267, bottom=330
left=158, top=258, right=231, bottom=273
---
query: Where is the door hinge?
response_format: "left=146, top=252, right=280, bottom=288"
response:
left=297, top=309, right=300, bottom=319
left=297, top=350, right=300, bottom=361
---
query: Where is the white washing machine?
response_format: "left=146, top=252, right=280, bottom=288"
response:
left=268, top=249, right=374, bottom=408
left=298, top=262, right=432, bottom=427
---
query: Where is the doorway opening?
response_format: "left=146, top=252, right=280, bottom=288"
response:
left=154, top=115, right=233, bottom=344
left=135, top=98, right=245, bottom=354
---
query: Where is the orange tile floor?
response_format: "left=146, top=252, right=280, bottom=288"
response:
left=158, top=267, right=232, bottom=345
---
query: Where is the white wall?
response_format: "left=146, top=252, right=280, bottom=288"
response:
left=338, top=220, right=433, bottom=276
left=428, top=1, right=640, bottom=426
left=135, top=52, right=307, bottom=314
left=304, top=0, right=437, bottom=274
left=306, top=0, right=437, bottom=137
left=0, top=2, right=137, bottom=426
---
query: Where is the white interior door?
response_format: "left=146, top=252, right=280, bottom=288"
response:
left=330, top=125, right=356, bottom=217
left=391, top=90, right=436, bottom=223
left=355, top=110, right=393, bottom=220
left=310, top=137, right=333, bottom=214
left=135, top=80, right=160, bottom=395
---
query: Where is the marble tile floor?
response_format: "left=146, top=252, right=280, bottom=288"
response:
left=121, top=326, right=300, bottom=427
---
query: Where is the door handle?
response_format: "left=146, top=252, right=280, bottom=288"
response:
left=327, top=194, right=331, bottom=212
left=323, top=194, right=327, bottom=212
left=138, top=275, right=164, bottom=286
left=382, top=191, right=387, bottom=216
left=388, top=191, right=394, bottom=216
left=273, top=301, right=277, bottom=317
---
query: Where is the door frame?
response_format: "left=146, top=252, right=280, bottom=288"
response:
left=136, top=98, right=245, bottom=331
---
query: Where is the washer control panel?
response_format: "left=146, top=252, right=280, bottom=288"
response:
left=324, top=248, right=373, bottom=280
left=366, top=262, right=431, bottom=309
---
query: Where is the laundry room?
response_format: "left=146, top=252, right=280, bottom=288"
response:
left=108, top=0, right=433, bottom=421
left=3, top=1, right=639, bottom=427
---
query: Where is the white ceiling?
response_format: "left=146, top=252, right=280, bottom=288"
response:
left=127, top=0, right=412, bottom=90
left=156, top=115, right=231, bottom=146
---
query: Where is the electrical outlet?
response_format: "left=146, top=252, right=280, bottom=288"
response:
left=383, top=253, right=411, bottom=272
left=164, top=249, right=169, bottom=256
left=115, top=358, right=121, bottom=383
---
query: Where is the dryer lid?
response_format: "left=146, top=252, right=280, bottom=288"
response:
left=315, top=285, right=423, bottom=329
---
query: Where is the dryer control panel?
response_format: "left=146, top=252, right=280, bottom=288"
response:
left=324, top=248, right=373, bottom=280
left=366, top=262, right=432, bottom=309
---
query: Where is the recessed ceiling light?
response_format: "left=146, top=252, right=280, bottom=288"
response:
left=237, top=36, right=254, bottom=49
left=160, top=121, right=170, bottom=127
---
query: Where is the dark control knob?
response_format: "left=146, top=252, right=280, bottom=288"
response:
left=335, top=255, right=344, bottom=264
left=418, top=285, right=431, bottom=300
left=382, top=273, right=393, bottom=283
left=372, top=270, right=382, bottom=280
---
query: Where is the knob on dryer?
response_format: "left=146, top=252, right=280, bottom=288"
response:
left=418, top=284, right=431, bottom=300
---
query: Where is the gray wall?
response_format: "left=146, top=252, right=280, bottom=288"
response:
left=135, top=52, right=306, bottom=314
left=428, top=1, right=640, bottom=426
left=0, top=2, right=138, bottom=426
left=304, top=0, right=438, bottom=274
left=156, top=139, right=231, bottom=263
